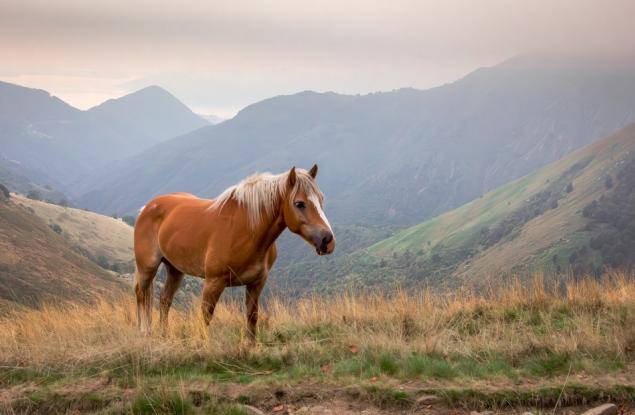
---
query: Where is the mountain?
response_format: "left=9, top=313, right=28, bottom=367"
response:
left=0, top=81, right=90, bottom=184
left=272, top=123, right=635, bottom=294
left=87, top=86, right=209, bottom=156
left=0, top=195, right=129, bottom=311
left=0, top=156, right=67, bottom=202
left=0, top=81, right=207, bottom=187
left=75, top=55, right=635, bottom=225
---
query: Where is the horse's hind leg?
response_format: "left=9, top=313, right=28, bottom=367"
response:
left=159, top=262, right=184, bottom=330
left=135, top=264, right=159, bottom=332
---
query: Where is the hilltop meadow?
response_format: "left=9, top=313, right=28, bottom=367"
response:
left=1, top=272, right=634, bottom=414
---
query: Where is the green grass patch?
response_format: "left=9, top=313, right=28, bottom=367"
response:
left=0, top=366, right=65, bottom=387
left=132, top=389, right=192, bottom=415
left=522, top=351, right=572, bottom=377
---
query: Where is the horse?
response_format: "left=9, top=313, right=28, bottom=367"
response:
left=133, top=165, right=335, bottom=339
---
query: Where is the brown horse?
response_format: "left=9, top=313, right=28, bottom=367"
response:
left=133, top=165, right=335, bottom=338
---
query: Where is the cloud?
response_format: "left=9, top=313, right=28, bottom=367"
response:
left=2, top=0, right=634, bottom=115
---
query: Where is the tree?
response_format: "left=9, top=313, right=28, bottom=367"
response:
left=0, top=183, right=9, bottom=200
left=550, top=199, right=558, bottom=209
left=122, top=215, right=136, bottom=227
left=27, top=190, right=42, bottom=201
left=96, top=255, right=110, bottom=269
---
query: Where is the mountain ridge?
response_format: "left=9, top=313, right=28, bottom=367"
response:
left=0, top=81, right=208, bottom=191
left=74, top=55, right=635, bottom=226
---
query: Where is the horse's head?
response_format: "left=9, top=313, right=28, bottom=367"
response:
left=282, top=165, right=335, bottom=255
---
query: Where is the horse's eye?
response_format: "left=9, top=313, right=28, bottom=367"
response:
left=294, top=201, right=306, bottom=209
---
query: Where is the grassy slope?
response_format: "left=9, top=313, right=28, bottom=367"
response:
left=367, top=123, right=635, bottom=282
left=1, top=275, right=634, bottom=413
left=13, top=194, right=134, bottom=265
left=0, top=198, right=129, bottom=310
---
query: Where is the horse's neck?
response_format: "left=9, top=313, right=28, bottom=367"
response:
left=242, top=198, right=286, bottom=255
left=254, top=213, right=286, bottom=252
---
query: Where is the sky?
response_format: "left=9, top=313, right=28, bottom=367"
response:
left=1, top=0, right=634, bottom=118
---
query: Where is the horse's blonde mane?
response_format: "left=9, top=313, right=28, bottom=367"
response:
left=212, top=169, right=323, bottom=227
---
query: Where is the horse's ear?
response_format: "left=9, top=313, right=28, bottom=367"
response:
left=308, top=164, right=318, bottom=179
left=287, top=166, right=297, bottom=187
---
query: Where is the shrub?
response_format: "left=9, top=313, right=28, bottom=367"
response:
left=49, top=223, right=62, bottom=234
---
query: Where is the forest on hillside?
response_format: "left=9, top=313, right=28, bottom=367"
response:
left=579, top=156, right=635, bottom=272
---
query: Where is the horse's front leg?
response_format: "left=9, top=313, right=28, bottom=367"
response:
left=245, top=275, right=267, bottom=342
left=201, top=277, right=226, bottom=325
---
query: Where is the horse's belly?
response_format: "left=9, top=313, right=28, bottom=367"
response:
left=158, top=232, right=207, bottom=277
left=227, top=262, right=264, bottom=286
left=167, top=255, right=205, bottom=277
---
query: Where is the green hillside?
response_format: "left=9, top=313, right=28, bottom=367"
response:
left=0, top=196, right=129, bottom=311
left=367, top=123, right=635, bottom=285
left=273, top=123, right=635, bottom=292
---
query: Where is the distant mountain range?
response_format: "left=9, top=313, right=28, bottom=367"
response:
left=198, top=113, right=227, bottom=124
left=272, top=123, right=635, bottom=294
left=2, top=54, right=635, bottom=300
left=73, top=56, right=635, bottom=225
left=0, top=82, right=208, bottom=188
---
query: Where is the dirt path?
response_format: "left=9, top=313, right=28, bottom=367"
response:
left=2, top=376, right=634, bottom=414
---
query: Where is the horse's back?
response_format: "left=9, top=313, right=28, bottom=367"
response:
left=134, top=193, right=212, bottom=265
left=140, top=193, right=211, bottom=218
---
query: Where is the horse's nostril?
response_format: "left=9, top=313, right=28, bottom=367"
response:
left=322, top=233, right=333, bottom=245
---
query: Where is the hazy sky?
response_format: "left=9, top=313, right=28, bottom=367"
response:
left=2, top=0, right=634, bottom=117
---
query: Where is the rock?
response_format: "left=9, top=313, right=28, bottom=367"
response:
left=521, top=412, right=534, bottom=415
left=581, top=404, right=618, bottom=415
left=416, top=395, right=440, bottom=405
left=241, top=405, right=266, bottom=415
left=470, top=411, right=494, bottom=415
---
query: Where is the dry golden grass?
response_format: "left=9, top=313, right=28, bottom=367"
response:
left=1, top=272, right=635, bottom=385
left=2, top=272, right=635, bottom=413
left=13, top=194, right=134, bottom=264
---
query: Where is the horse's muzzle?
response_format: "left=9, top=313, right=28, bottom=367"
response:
left=314, top=230, right=335, bottom=255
